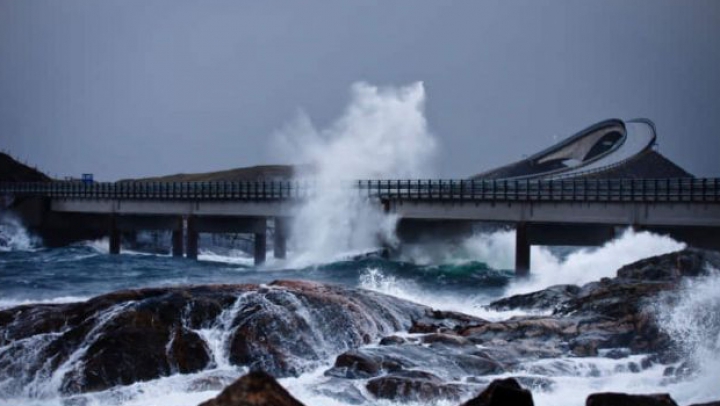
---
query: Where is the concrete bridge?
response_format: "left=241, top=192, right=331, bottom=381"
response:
left=2, top=177, right=719, bottom=275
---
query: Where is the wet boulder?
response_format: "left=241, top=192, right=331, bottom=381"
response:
left=326, top=338, right=505, bottom=383
left=0, top=281, right=428, bottom=395
left=586, top=392, right=678, bottom=406
left=226, top=280, right=426, bottom=377
left=197, top=371, right=305, bottom=406
left=324, top=350, right=399, bottom=379
left=615, top=248, right=720, bottom=281
left=461, top=377, right=534, bottom=406
left=488, top=284, right=580, bottom=312
left=366, top=370, right=465, bottom=402
left=409, top=309, right=488, bottom=334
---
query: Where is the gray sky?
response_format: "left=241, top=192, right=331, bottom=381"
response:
left=1, top=0, right=719, bottom=181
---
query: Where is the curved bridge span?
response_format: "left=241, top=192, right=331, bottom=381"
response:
left=473, top=118, right=668, bottom=180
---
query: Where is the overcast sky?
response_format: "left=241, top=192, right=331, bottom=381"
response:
left=1, top=0, right=718, bottom=180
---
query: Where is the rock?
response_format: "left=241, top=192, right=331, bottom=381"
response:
left=461, top=377, right=534, bottom=406
left=324, top=350, right=389, bottom=379
left=326, top=338, right=505, bottom=382
left=197, top=371, right=304, bottom=406
left=226, top=281, right=425, bottom=377
left=422, top=332, right=471, bottom=346
left=570, top=336, right=600, bottom=357
left=460, top=316, right=576, bottom=348
left=615, top=248, right=720, bottom=281
left=379, top=335, right=406, bottom=345
left=603, top=348, right=631, bottom=359
left=366, top=370, right=464, bottom=402
left=489, top=284, right=580, bottom=311
left=0, top=281, right=427, bottom=394
left=409, top=309, right=488, bottom=334
left=586, top=392, right=678, bottom=406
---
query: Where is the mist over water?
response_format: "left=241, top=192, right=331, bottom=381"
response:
left=2, top=81, right=719, bottom=406
left=656, top=272, right=720, bottom=404
left=506, top=228, right=685, bottom=295
left=359, top=229, right=688, bottom=319
left=2, top=212, right=719, bottom=405
left=274, top=82, right=436, bottom=267
left=0, top=214, right=40, bottom=252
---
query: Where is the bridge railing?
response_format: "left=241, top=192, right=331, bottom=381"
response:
left=0, top=180, right=311, bottom=200
left=359, top=178, right=720, bottom=203
left=0, top=178, right=718, bottom=203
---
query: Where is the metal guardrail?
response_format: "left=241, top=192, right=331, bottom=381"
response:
left=360, top=178, right=720, bottom=203
left=0, top=178, right=718, bottom=203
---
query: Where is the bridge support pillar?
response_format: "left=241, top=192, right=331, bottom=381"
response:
left=254, top=233, right=267, bottom=266
left=515, top=222, right=530, bottom=277
left=273, top=218, right=288, bottom=259
left=186, top=216, right=199, bottom=260
left=172, top=217, right=184, bottom=257
left=109, top=216, right=121, bottom=255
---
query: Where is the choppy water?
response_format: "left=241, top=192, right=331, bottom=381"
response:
left=1, top=220, right=719, bottom=406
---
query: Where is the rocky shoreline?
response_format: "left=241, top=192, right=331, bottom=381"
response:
left=1, top=248, right=719, bottom=405
left=200, top=370, right=716, bottom=406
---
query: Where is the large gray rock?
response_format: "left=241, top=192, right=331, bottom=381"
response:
left=0, top=281, right=427, bottom=394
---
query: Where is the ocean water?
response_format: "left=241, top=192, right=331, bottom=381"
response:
left=2, top=219, right=719, bottom=406
left=2, top=82, right=719, bottom=405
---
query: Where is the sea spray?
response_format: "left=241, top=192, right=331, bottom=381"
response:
left=459, top=228, right=685, bottom=295
left=0, top=214, right=40, bottom=252
left=359, top=229, right=685, bottom=319
left=273, top=82, right=437, bottom=266
left=359, top=267, right=530, bottom=320
left=656, top=271, right=720, bottom=404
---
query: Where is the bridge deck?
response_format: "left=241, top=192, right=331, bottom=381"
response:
left=3, top=178, right=719, bottom=272
left=1, top=178, right=718, bottom=203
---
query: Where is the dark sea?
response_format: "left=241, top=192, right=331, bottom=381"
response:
left=1, top=215, right=719, bottom=406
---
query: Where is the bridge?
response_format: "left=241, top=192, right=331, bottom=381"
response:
left=2, top=177, right=719, bottom=275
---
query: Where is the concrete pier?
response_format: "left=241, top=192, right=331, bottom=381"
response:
left=515, top=222, right=530, bottom=277
left=172, top=230, right=184, bottom=257
left=109, top=216, right=121, bottom=255
left=273, top=217, right=288, bottom=259
left=254, top=233, right=267, bottom=265
left=170, top=216, right=184, bottom=257
left=8, top=172, right=715, bottom=277
left=186, top=216, right=199, bottom=260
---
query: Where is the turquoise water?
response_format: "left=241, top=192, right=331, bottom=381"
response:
left=0, top=242, right=512, bottom=309
left=2, top=223, right=719, bottom=406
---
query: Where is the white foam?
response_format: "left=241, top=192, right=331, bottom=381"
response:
left=655, top=271, right=720, bottom=404
left=273, top=82, right=437, bottom=268
left=81, top=238, right=110, bottom=254
left=197, top=249, right=255, bottom=266
left=358, top=267, right=538, bottom=320
left=0, top=296, right=90, bottom=310
left=461, top=228, right=685, bottom=295
left=368, top=228, right=684, bottom=318
left=0, top=214, right=41, bottom=252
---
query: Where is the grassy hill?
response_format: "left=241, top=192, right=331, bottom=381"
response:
left=0, top=153, right=51, bottom=182
left=118, top=164, right=304, bottom=182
